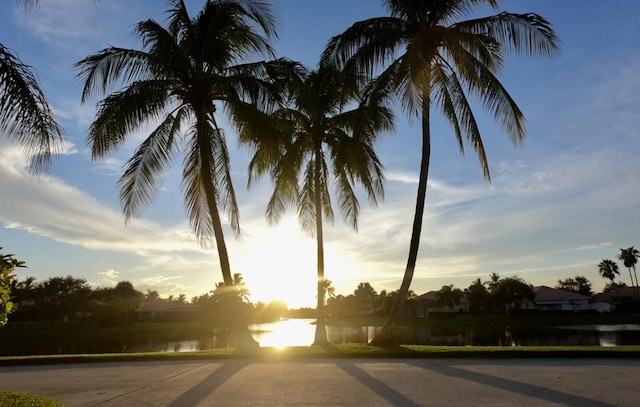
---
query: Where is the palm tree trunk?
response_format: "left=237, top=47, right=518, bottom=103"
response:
left=201, top=115, right=258, bottom=353
left=370, top=96, right=431, bottom=346
left=313, top=144, right=329, bottom=345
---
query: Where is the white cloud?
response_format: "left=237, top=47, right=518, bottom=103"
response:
left=0, top=139, right=198, bottom=254
left=98, top=269, right=120, bottom=281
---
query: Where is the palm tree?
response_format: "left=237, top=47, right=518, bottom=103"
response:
left=324, top=0, right=559, bottom=345
left=598, top=259, right=620, bottom=283
left=1, top=2, right=65, bottom=174
left=436, top=284, right=464, bottom=311
left=241, top=62, right=394, bottom=345
left=619, top=247, right=639, bottom=288
left=75, top=0, right=283, bottom=351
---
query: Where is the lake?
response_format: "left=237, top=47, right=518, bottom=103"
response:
left=127, top=319, right=640, bottom=353
left=3, top=319, right=640, bottom=355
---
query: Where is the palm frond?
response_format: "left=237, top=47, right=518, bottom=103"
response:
left=457, top=12, right=560, bottom=58
left=323, top=17, right=407, bottom=76
left=0, top=43, right=64, bottom=174
left=208, top=115, right=240, bottom=237
left=433, top=62, right=490, bottom=179
left=297, top=160, right=317, bottom=236
left=135, top=19, right=193, bottom=79
left=118, top=111, right=182, bottom=221
left=75, top=47, right=150, bottom=103
left=181, top=124, right=215, bottom=248
left=87, top=80, right=171, bottom=159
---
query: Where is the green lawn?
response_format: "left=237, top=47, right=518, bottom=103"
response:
left=0, top=391, right=67, bottom=407
left=2, top=343, right=640, bottom=366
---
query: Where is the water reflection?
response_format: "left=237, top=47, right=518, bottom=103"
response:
left=3, top=320, right=640, bottom=356
left=127, top=321, right=640, bottom=351
left=250, top=319, right=315, bottom=348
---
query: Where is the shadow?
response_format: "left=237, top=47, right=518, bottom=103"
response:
left=335, top=360, right=421, bottom=407
left=367, top=343, right=418, bottom=356
left=409, top=360, right=617, bottom=407
left=166, top=360, right=249, bottom=407
left=314, top=342, right=339, bottom=352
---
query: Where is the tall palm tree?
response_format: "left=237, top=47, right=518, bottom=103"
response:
left=1, top=1, right=65, bottom=174
left=598, top=259, right=620, bottom=283
left=324, top=0, right=559, bottom=344
left=75, top=0, right=283, bottom=351
left=241, top=62, right=394, bottom=344
left=436, top=284, right=463, bottom=311
left=618, top=246, right=639, bottom=288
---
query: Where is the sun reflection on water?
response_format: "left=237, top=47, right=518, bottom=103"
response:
left=250, top=319, right=316, bottom=348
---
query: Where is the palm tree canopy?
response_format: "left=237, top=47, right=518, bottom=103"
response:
left=0, top=42, right=65, bottom=174
left=598, top=259, right=620, bottom=281
left=323, top=0, right=559, bottom=181
left=75, top=0, right=282, bottom=246
left=619, top=247, right=639, bottom=269
left=240, top=61, right=394, bottom=233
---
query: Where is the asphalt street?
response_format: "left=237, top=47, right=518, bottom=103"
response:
left=1, top=358, right=637, bottom=406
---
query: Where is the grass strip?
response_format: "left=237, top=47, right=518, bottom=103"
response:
left=2, top=344, right=640, bottom=366
left=0, top=391, right=68, bottom=407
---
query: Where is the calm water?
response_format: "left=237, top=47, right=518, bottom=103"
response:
left=3, top=320, right=640, bottom=355
left=129, top=320, right=640, bottom=353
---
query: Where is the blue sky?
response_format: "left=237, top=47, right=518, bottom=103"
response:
left=1, top=1, right=638, bottom=308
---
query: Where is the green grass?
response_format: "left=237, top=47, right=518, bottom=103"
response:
left=2, top=344, right=640, bottom=366
left=0, top=391, right=67, bottom=407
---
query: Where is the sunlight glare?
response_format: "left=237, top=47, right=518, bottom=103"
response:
left=251, top=319, right=316, bottom=348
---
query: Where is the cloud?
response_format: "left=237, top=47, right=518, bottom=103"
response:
left=386, top=170, right=418, bottom=184
left=0, top=139, right=198, bottom=254
left=98, top=269, right=120, bottom=281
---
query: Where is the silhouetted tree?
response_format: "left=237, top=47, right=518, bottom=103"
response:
left=34, top=276, right=92, bottom=321
left=92, top=281, right=144, bottom=325
left=619, top=247, right=639, bottom=287
left=75, top=0, right=284, bottom=351
left=465, top=278, right=489, bottom=313
left=598, top=259, right=620, bottom=283
left=353, top=282, right=378, bottom=315
left=324, top=0, right=559, bottom=345
left=490, top=276, right=535, bottom=314
left=145, top=289, right=160, bottom=301
left=436, top=284, right=464, bottom=311
left=242, top=61, right=393, bottom=345
left=556, top=275, right=592, bottom=296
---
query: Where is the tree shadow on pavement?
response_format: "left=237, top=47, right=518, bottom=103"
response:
left=167, top=360, right=249, bottom=407
left=334, top=360, right=422, bottom=407
left=408, top=361, right=616, bottom=407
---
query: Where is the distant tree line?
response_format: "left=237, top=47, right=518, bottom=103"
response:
left=3, top=244, right=638, bottom=328
left=7, top=273, right=287, bottom=326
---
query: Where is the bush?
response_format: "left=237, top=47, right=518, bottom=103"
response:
left=0, top=391, right=67, bottom=407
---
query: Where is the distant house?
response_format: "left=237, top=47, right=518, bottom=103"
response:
left=532, top=286, right=590, bottom=312
left=532, top=286, right=613, bottom=313
left=592, top=287, right=639, bottom=303
left=414, top=291, right=470, bottom=317
left=136, top=300, right=200, bottom=321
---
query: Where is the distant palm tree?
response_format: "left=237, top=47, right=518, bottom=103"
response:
left=598, top=259, right=620, bottom=283
left=1, top=3, right=65, bottom=174
left=241, top=62, right=393, bottom=345
left=75, top=0, right=283, bottom=351
left=324, top=0, right=559, bottom=345
left=618, top=247, right=639, bottom=288
left=436, top=284, right=463, bottom=311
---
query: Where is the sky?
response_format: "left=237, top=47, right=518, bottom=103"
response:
left=1, top=1, right=639, bottom=309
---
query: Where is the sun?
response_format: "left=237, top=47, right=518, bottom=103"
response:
left=231, top=215, right=367, bottom=310
left=232, top=220, right=319, bottom=309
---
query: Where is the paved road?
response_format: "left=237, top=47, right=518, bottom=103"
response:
left=1, top=358, right=637, bottom=406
